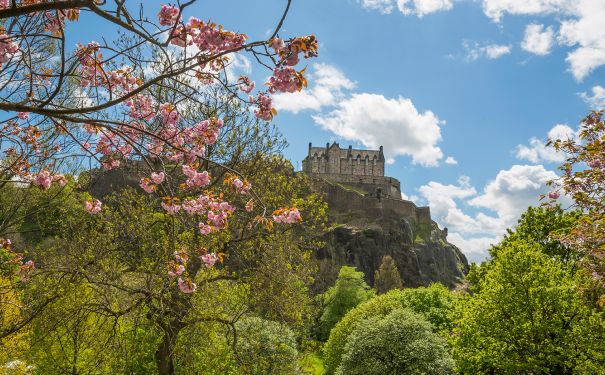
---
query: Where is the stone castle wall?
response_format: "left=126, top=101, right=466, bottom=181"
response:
left=317, top=178, right=431, bottom=225
left=303, top=143, right=385, bottom=177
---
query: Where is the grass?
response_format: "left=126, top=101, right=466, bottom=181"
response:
left=300, top=352, right=325, bottom=375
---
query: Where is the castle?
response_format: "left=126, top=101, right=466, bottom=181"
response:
left=302, top=142, right=431, bottom=225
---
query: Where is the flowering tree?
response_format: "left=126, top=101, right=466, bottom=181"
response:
left=0, top=0, right=315, bottom=282
left=0, top=2, right=320, bottom=371
left=546, top=110, right=605, bottom=305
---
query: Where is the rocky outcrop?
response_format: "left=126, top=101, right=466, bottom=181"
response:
left=311, top=178, right=468, bottom=292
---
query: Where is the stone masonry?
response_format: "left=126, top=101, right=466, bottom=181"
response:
left=302, top=142, right=432, bottom=225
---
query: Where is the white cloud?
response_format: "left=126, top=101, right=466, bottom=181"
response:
left=447, top=232, right=500, bottom=264
left=273, top=63, right=356, bottom=114
left=419, top=165, right=560, bottom=261
left=468, top=165, right=558, bottom=232
left=397, top=0, right=453, bottom=17
left=445, top=156, right=458, bottom=165
left=522, top=24, right=555, bottom=55
left=482, top=0, right=576, bottom=23
left=515, top=124, right=575, bottom=163
left=580, top=85, right=605, bottom=109
left=360, top=0, right=396, bottom=14
left=558, top=0, right=605, bottom=80
left=360, top=0, right=453, bottom=17
left=464, top=41, right=512, bottom=61
left=313, top=93, right=445, bottom=166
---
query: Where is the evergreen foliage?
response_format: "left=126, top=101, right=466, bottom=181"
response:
left=374, top=255, right=403, bottom=294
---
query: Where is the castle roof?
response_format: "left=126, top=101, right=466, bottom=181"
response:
left=307, top=142, right=383, bottom=160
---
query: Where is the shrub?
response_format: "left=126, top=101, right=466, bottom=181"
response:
left=323, top=283, right=454, bottom=374
left=234, top=317, right=299, bottom=375
left=335, top=309, right=455, bottom=375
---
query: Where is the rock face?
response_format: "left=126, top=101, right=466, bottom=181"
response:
left=311, top=178, right=469, bottom=292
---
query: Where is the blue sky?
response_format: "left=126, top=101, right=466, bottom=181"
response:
left=82, top=0, right=604, bottom=262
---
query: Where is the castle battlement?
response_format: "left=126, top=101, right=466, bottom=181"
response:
left=302, top=143, right=432, bottom=225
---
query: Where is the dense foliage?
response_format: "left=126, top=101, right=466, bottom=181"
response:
left=317, top=266, right=374, bottom=341
left=336, top=309, right=455, bottom=375
left=453, top=239, right=605, bottom=373
left=323, top=283, right=455, bottom=375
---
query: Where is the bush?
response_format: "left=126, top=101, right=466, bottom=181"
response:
left=234, top=317, right=300, bottom=375
left=323, top=283, right=454, bottom=375
left=335, top=309, right=455, bottom=375
left=318, top=266, right=374, bottom=341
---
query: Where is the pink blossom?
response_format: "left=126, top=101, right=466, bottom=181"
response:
left=252, top=93, right=275, bottom=121
left=201, top=253, right=219, bottom=268
left=161, top=201, right=182, bottom=215
left=238, top=76, right=255, bottom=94
left=0, top=0, right=9, bottom=9
left=182, top=165, right=210, bottom=188
left=84, top=199, right=102, bottom=214
left=52, top=174, right=68, bottom=187
left=159, top=103, right=179, bottom=126
left=168, top=263, right=185, bottom=278
left=0, top=33, right=19, bottom=66
left=18, top=260, right=35, bottom=282
left=139, top=178, right=157, bottom=193
left=267, top=67, right=305, bottom=93
left=169, top=25, right=189, bottom=47
left=32, top=170, right=52, bottom=190
left=173, top=249, right=189, bottom=264
left=245, top=199, right=254, bottom=212
left=548, top=191, right=560, bottom=200
left=177, top=277, right=197, bottom=293
left=232, top=178, right=251, bottom=194
left=126, top=95, right=155, bottom=120
left=198, top=223, right=217, bottom=235
left=273, top=208, right=302, bottom=224
left=158, top=4, right=180, bottom=26
left=17, top=112, right=29, bottom=120
left=151, top=172, right=165, bottom=184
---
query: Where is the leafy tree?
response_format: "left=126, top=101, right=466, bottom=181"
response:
left=547, top=111, right=605, bottom=304
left=492, top=205, right=581, bottom=265
left=233, top=316, right=300, bottom=375
left=336, top=309, right=455, bottom=375
left=452, top=239, right=605, bottom=374
left=323, top=284, right=454, bottom=375
left=374, top=255, right=403, bottom=294
left=318, top=266, right=374, bottom=341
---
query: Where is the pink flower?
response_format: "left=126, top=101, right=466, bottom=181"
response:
left=32, top=170, right=52, bottom=190
left=273, top=208, right=302, bottom=224
left=201, top=253, right=219, bottom=268
left=0, top=0, right=9, bottom=9
left=126, top=95, right=155, bottom=120
left=161, top=201, right=182, bottom=215
left=548, top=191, right=560, bottom=200
left=84, top=199, right=102, bottom=214
left=139, top=178, right=156, bottom=193
left=245, top=199, right=254, bottom=212
left=17, top=112, right=29, bottom=120
left=198, top=223, right=217, bottom=235
left=151, top=172, right=165, bottom=184
left=158, top=4, right=180, bottom=26
left=168, top=263, right=185, bottom=278
left=238, top=76, right=255, bottom=94
left=252, top=93, right=276, bottom=121
left=267, top=67, right=305, bottom=93
left=52, top=174, right=68, bottom=187
left=182, top=165, right=210, bottom=188
left=177, top=277, right=197, bottom=293
left=173, top=250, right=189, bottom=265
left=18, top=260, right=35, bottom=282
left=0, top=33, right=19, bottom=66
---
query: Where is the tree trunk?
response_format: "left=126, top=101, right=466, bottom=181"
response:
left=155, top=331, right=177, bottom=375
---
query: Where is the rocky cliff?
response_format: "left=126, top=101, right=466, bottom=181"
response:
left=311, top=177, right=469, bottom=292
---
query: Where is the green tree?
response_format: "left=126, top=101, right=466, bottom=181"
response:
left=318, top=266, right=374, bottom=341
left=233, top=316, right=299, bottom=375
left=336, top=309, right=455, bottom=375
left=452, top=239, right=605, bottom=374
left=323, top=283, right=454, bottom=375
left=374, top=255, right=403, bottom=294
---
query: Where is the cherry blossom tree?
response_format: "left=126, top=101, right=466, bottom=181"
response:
left=0, top=0, right=315, bottom=286
left=546, top=110, right=605, bottom=306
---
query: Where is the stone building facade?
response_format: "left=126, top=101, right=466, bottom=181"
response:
left=302, top=142, right=432, bottom=225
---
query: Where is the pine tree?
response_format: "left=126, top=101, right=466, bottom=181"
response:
left=374, top=255, right=403, bottom=294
